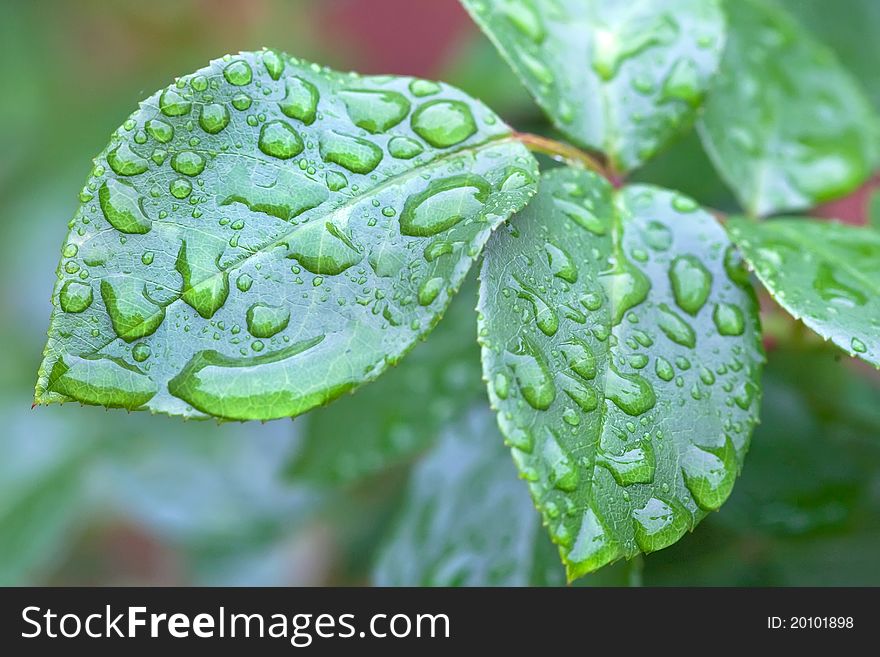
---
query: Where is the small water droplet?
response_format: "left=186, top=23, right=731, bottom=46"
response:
left=170, top=150, right=206, bottom=176
left=246, top=302, right=290, bottom=338
left=658, top=303, right=696, bottom=347
left=670, top=254, right=712, bottom=315
left=388, top=136, right=424, bottom=160
left=713, top=302, right=745, bottom=336
left=223, top=59, right=253, bottom=86
left=605, top=364, right=656, bottom=416
left=418, top=277, right=444, bottom=306
left=411, top=100, right=477, bottom=148
left=259, top=120, right=305, bottom=160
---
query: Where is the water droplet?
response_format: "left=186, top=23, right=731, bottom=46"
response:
left=388, top=136, right=424, bottom=160
left=176, top=238, right=229, bottom=319
left=416, top=277, right=444, bottom=306
left=566, top=508, right=618, bottom=576
left=591, top=16, right=678, bottom=81
left=287, top=220, right=363, bottom=275
left=48, top=355, right=156, bottom=409
left=262, top=49, right=285, bottom=80
left=632, top=497, right=689, bottom=553
left=411, top=100, right=476, bottom=148
left=319, top=130, right=383, bottom=174
left=62, top=243, right=78, bottom=258
left=408, top=79, right=441, bottom=97
left=424, top=240, right=453, bottom=262
left=606, top=364, right=656, bottom=416
left=107, top=142, right=149, bottom=176
left=169, top=177, right=192, bottom=199
left=724, top=245, right=750, bottom=286
left=598, top=441, right=655, bottom=486
left=199, top=103, right=230, bottom=134
left=563, top=379, right=598, bottom=412
left=399, top=174, right=489, bottom=237
left=232, top=93, right=252, bottom=111
left=259, top=120, right=305, bottom=160
left=544, top=428, right=578, bottom=491
left=642, top=220, right=672, bottom=250
left=493, top=372, right=510, bottom=400
left=223, top=59, right=253, bottom=86
left=59, top=280, right=93, bottom=313
left=655, top=356, right=674, bottom=381
left=246, top=302, right=290, bottom=338
left=512, top=343, right=555, bottom=410
left=170, top=150, right=206, bottom=176
left=340, top=89, right=410, bottom=133
left=657, top=303, right=696, bottom=347
left=670, top=254, right=712, bottom=315
left=545, top=242, right=577, bottom=283
left=713, top=303, right=745, bottom=336
left=681, top=440, right=737, bottom=511
left=279, top=77, right=319, bottom=125
left=167, top=335, right=343, bottom=420
left=629, top=353, right=649, bottom=369
left=141, top=251, right=154, bottom=265
left=553, top=197, right=606, bottom=235
left=514, top=276, right=558, bottom=337
left=159, top=87, right=191, bottom=116
left=671, top=193, right=698, bottom=212
left=326, top=170, right=348, bottom=191
left=519, top=50, right=555, bottom=86
left=562, top=339, right=596, bottom=380
left=599, top=257, right=650, bottom=325
left=501, top=0, right=545, bottom=43
left=580, top=292, right=603, bottom=311
left=132, top=342, right=151, bottom=362
left=220, top=161, right=328, bottom=221
left=662, top=58, right=702, bottom=106
left=851, top=337, right=867, bottom=353
left=99, top=178, right=152, bottom=234
left=145, top=119, right=174, bottom=143
left=499, top=414, right=532, bottom=452
left=100, top=276, right=166, bottom=341
left=813, top=263, right=867, bottom=307
left=236, top=273, right=253, bottom=292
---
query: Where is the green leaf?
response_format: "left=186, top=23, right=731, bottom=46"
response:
left=34, top=50, right=538, bottom=421
left=286, top=278, right=484, bottom=485
left=698, top=0, right=880, bottom=217
left=374, top=407, right=567, bottom=586
left=727, top=216, right=880, bottom=367
left=478, top=168, right=764, bottom=580
left=460, top=0, right=726, bottom=172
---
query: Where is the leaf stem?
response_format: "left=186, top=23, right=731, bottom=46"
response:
left=513, top=132, right=614, bottom=181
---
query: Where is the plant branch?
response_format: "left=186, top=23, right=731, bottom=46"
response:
left=513, top=132, right=614, bottom=181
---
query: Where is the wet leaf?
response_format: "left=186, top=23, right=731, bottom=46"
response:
left=728, top=216, right=880, bottom=367
left=34, top=50, right=538, bottom=421
left=478, top=168, right=763, bottom=580
left=698, top=0, right=880, bottom=216
left=460, top=0, right=725, bottom=172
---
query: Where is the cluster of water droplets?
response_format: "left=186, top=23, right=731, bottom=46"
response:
left=44, top=49, right=536, bottom=418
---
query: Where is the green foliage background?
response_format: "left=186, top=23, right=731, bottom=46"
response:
left=1, top=0, right=878, bottom=585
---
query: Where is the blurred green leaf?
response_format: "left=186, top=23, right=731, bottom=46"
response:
left=869, top=189, right=880, bottom=231
left=287, top=278, right=483, bottom=486
left=374, top=407, right=568, bottom=586
left=478, top=168, right=763, bottom=579
left=699, top=0, right=880, bottom=216
left=35, top=49, right=538, bottom=421
left=728, top=217, right=880, bottom=367
left=461, top=0, right=725, bottom=172
left=644, top=347, right=880, bottom=585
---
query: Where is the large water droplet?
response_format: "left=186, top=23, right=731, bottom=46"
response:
left=262, top=49, right=285, bottom=80
left=145, top=119, right=174, bottom=143
left=411, top=100, right=477, bottom=148
left=713, top=302, right=745, bottom=336
left=562, top=379, right=598, bottom=412
left=107, top=143, right=149, bottom=176
left=670, top=254, right=712, bottom=315
left=598, top=441, right=655, bottom=486
left=259, top=120, right=305, bottom=160
left=592, top=15, right=678, bottom=81
left=605, top=365, right=656, bottom=416
left=48, top=355, right=156, bottom=409
left=279, top=77, right=320, bottom=125
left=100, top=276, right=166, bottom=342
left=632, top=497, right=689, bottom=553
left=399, top=174, right=489, bottom=237
left=59, top=280, right=93, bottom=313
left=340, top=89, right=410, bottom=134
left=199, top=103, right=230, bottom=134
left=566, top=508, right=618, bottom=576
left=159, top=87, right=191, bottom=117
left=553, top=197, right=606, bottom=235
left=545, top=242, right=578, bottom=283
left=562, top=339, right=596, bottom=380
left=681, top=439, right=737, bottom=511
left=283, top=219, right=363, bottom=276
left=511, top=343, right=555, bottom=410
left=388, top=136, right=424, bottom=160
left=176, top=237, right=229, bottom=319
left=99, top=178, right=152, bottom=234
left=246, top=302, right=290, bottom=338
left=657, top=303, right=696, bottom=347
left=418, top=277, right=444, bottom=306
left=170, top=150, right=206, bottom=176
left=543, top=428, right=578, bottom=492
left=813, top=262, right=867, bottom=307
left=319, top=130, right=383, bottom=174
left=599, top=257, right=650, bottom=325
left=655, top=356, right=674, bottom=381
left=223, top=59, right=253, bottom=86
